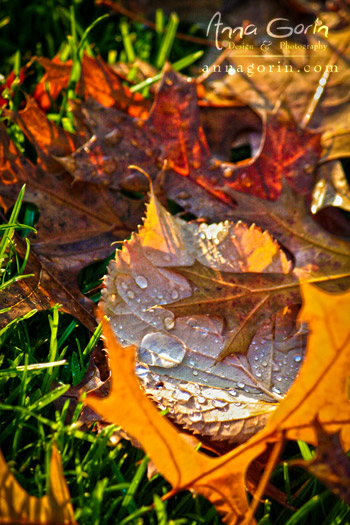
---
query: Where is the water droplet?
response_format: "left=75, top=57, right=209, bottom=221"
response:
left=254, top=355, right=259, bottom=361
left=136, top=298, right=141, bottom=303
left=157, top=291, right=163, bottom=299
left=192, top=370, right=198, bottom=376
left=163, top=254, right=171, bottom=262
left=121, top=281, right=127, bottom=289
left=189, top=360, right=195, bottom=367
left=138, top=332, right=186, bottom=368
left=163, top=316, right=175, bottom=330
left=212, top=399, right=228, bottom=409
left=135, top=364, right=149, bottom=378
left=126, top=290, right=134, bottom=299
left=262, top=361, right=268, bottom=367
left=234, top=402, right=243, bottom=407
left=272, top=386, right=281, bottom=395
left=228, top=389, right=237, bottom=396
left=293, top=354, right=302, bottom=363
left=237, top=382, right=245, bottom=389
left=276, top=376, right=282, bottom=382
left=135, top=275, right=148, bottom=289
left=173, top=389, right=191, bottom=402
left=171, top=289, right=179, bottom=300
left=197, top=396, right=206, bottom=404
left=260, top=339, right=266, bottom=344
left=255, top=371, right=262, bottom=378
left=187, top=317, right=199, bottom=328
left=190, top=412, right=203, bottom=422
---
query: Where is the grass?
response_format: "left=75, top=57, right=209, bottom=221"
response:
left=0, top=1, right=349, bottom=524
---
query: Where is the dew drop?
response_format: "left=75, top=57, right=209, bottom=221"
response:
left=135, top=275, right=148, bottom=289
left=173, top=389, right=191, bottom=402
left=255, top=371, right=262, bottom=378
left=293, top=354, right=302, bottom=363
left=212, top=399, right=228, bottom=409
left=190, top=412, right=203, bottom=422
left=197, top=396, right=206, bottom=404
left=276, top=376, right=282, bottom=382
left=171, top=289, right=179, bottom=300
left=228, top=389, right=237, bottom=396
left=121, top=281, right=128, bottom=289
left=237, top=382, right=245, bottom=389
left=189, top=360, right=195, bottom=367
left=262, top=361, right=268, bottom=367
left=272, top=386, right=281, bottom=395
left=126, top=290, right=134, bottom=299
left=192, top=370, right=199, bottom=376
left=138, top=332, right=186, bottom=368
left=234, top=402, right=243, bottom=407
left=135, top=364, right=149, bottom=378
left=163, top=316, right=175, bottom=330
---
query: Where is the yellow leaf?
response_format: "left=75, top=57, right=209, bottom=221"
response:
left=0, top=444, right=76, bottom=524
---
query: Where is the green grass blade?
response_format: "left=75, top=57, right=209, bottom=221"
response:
left=155, top=12, right=179, bottom=70
left=130, top=49, right=204, bottom=93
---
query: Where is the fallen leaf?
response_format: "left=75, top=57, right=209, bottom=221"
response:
left=57, top=69, right=322, bottom=209
left=0, top=444, right=76, bottom=524
left=312, top=160, right=350, bottom=213
left=33, top=54, right=149, bottom=117
left=218, top=109, right=322, bottom=200
left=0, top=116, right=144, bottom=321
left=0, top=228, right=96, bottom=331
left=102, top=188, right=306, bottom=443
left=206, top=27, right=350, bottom=163
left=86, top=282, right=350, bottom=524
left=87, top=311, right=269, bottom=524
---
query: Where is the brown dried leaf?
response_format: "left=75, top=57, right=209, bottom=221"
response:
left=0, top=231, right=95, bottom=331
left=206, top=27, right=350, bottom=163
left=101, top=188, right=307, bottom=443
left=0, top=113, right=144, bottom=323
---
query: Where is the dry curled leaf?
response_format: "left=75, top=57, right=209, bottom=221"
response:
left=86, top=282, right=350, bottom=524
left=0, top=444, right=76, bottom=524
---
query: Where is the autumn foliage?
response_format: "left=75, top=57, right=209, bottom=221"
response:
left=1, top=1, right=350, bottom=524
